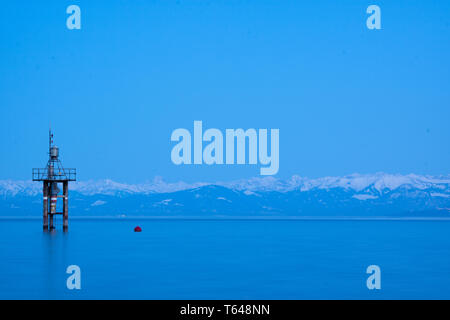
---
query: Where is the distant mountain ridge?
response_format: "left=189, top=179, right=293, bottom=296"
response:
left=1, top=173, right=449, bottom=196
left=1, top=173, right=449, bottom=217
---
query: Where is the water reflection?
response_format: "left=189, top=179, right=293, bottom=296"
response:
left=41, top=229, right=70, bottom=299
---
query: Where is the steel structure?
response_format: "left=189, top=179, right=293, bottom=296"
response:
left=32, top=130, right=76, bottom=231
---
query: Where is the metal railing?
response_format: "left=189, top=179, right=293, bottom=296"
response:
left=32, top=168, right=76, bottom=181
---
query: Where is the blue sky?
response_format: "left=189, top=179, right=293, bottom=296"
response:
left=1, top=0, right=449, bottom=183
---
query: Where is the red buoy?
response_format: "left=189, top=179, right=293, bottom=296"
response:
left=134, top=226, right=142, bottom=232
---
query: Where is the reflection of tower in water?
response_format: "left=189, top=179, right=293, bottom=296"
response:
left=33, top=130, right=76, bottom=231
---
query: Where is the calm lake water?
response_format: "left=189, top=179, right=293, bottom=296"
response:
left=0, top=219, right=449, bottom=299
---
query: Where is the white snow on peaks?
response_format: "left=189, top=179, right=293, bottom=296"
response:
left=431, top=193, right=450, bottom=198
left=91, top=200, right=106, bottom=206
left=293, top=173, right=450, bottom=194
left=0, top=173, right=449, bottom=196
left=353, top=194, right=379, bottom=200
left=0, top=180, right=41, bottom=196
left=72, top=177, right=207, bottom=195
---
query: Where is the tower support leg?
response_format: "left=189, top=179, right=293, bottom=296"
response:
left=63, top=181, right=68, bottom=232
left=43, top=181, right=48, bottom=231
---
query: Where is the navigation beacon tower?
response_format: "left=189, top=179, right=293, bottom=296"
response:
left=32, top=130, right=76, bottom=231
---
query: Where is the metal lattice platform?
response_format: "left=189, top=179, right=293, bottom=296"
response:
left=32, top=168, right=76, bottom=181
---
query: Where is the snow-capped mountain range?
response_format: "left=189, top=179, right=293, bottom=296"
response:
left=1, top=173, right=449, bottom=196
left=0, top=173, right=449, bottom=217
